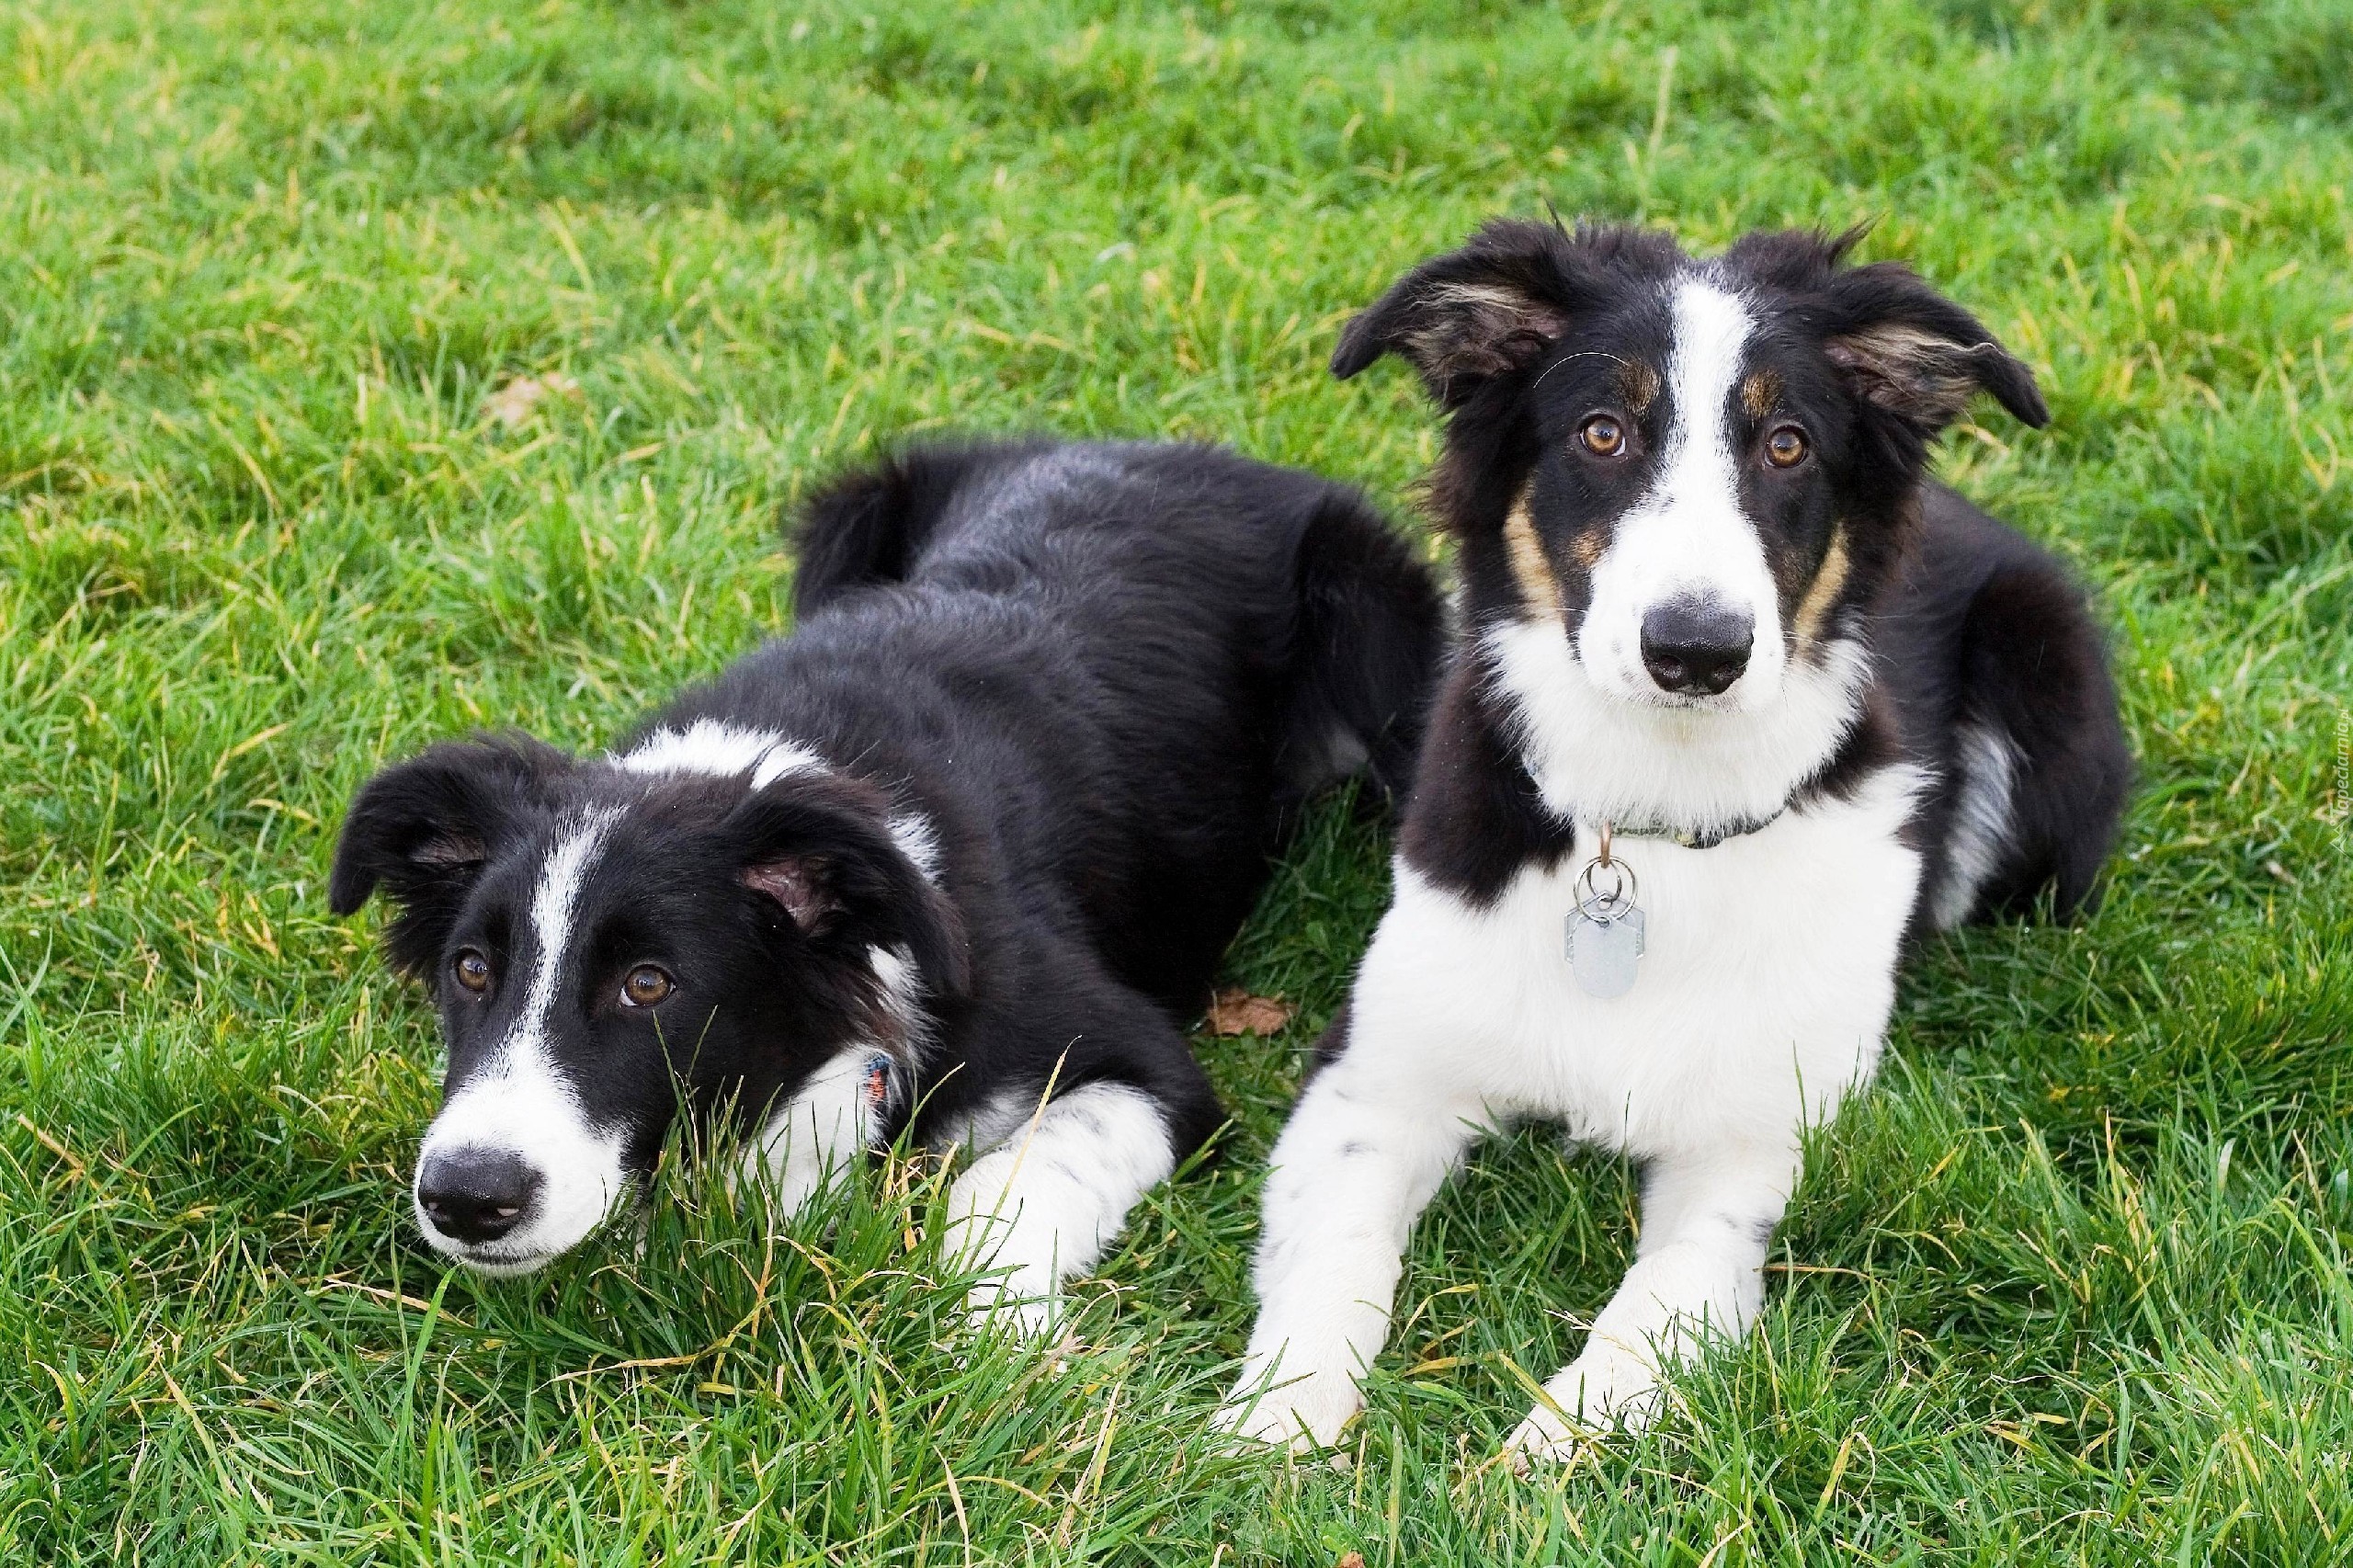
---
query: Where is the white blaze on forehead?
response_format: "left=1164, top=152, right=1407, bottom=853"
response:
left=526, top=809, right=620, bottom=991
left=1574, top=275, right=1790, bottom=712
left=1661, top=278, right=1753, bottom=516
left=415, top=807, right=629, bottom=1273
left=616, top=719, right=824, bottom=788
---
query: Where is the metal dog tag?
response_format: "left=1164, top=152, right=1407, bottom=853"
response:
left=1565, top=833, right=1644, bottom=999
left=1568, top=904, right=1645, bottom=998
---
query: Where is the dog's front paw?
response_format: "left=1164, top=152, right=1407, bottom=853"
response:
left=1503, top=1346, right=1661, bottom=1470
left=1217, top=1362, right=1365, bottom=1453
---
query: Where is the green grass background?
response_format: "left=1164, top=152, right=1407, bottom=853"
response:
left=3, top=0, right=2349, bottom=1561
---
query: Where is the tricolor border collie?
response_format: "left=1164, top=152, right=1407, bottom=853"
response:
left=1221, top=222, right=2130, bottom=1461
left=330, top=439, right=1441, bottom=1329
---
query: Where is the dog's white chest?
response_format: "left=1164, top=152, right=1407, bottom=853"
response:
left=1354, top=767, right=1926, bottom=1157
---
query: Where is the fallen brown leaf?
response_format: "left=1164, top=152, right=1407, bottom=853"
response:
left=483, top=371, right=581, bottom=429
left=1207, top=987, right=1294, bottom=1037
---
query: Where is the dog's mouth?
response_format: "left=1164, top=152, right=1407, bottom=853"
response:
left=444, top=1244, right=562, bottom=1277
left=411, top=1175, right=613, bottom=1277
left=412, top=1214, right=568, bottom=1275
left=1617, top=682, right=1743, bottom=715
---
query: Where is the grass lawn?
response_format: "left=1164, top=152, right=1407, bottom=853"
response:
left=3, top=0, right=2350, bottom=1561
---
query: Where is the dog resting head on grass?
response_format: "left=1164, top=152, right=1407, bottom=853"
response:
left=327, top=439, right=1443, bottom=1309
left=327, top=729, right=967, bottom=1277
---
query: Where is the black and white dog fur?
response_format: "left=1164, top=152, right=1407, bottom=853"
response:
left=330, top=439, right=1441, bottom=1331
left=1221, top=222, right=2130, bottom=1460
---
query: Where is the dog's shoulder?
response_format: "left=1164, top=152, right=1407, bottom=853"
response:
left=1396, top=654, right=1577, bottom=908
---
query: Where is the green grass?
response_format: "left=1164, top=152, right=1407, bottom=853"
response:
left=2, top=0, right=2349, bottom=1560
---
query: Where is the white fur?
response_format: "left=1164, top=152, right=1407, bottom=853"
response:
left=748, top=1043, right=883, bottom=1212
left=615, top=719, right=824, bottom=788
left=1576, top=279, right=1787, bottom=713
left=865, top=944, right=926, bottom=1048
left=1485, top=618, right=1869, bottom=835
left=1223, top=764, right=1926, bottom=1454
left=1225, top=280, right=1921, bottom=1452
left=618, top=722, right=943, bottom=884
left=888, top=812, right=944, bottom=881
left=415, top=809, right=628, bottom=1273
left=740, top=943, right=930, bottom=1206
left=1930, top=721, right=2018, bottom=929
left=947, top=1081, right=1176, bottom=1338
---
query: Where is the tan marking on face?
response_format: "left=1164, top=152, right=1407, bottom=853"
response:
left=1618, top=361, right=1662, bottom=416
left=1741, top=369, right=1782, bottom=420
left=1567, top=528, right=1605, bottom=571
left=1790, top=523, right=1851, bottom=652
left=1503, top=487, right=1562, bottom=619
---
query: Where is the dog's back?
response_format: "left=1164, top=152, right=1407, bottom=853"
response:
left=1876, top=484, right=2131, bottom=929
left=762, top=439, right=1443, bottom=1013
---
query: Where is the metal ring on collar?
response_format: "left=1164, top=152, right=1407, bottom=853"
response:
left=1574, top=857, right=1637, bottom=920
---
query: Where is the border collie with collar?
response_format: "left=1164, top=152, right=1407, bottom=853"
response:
left=1221, top=222, right=2129, bottom=1460
left=328, top=438, right=1441, bottom=1328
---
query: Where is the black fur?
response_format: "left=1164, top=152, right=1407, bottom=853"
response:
left=1880, top=484, right=2131, bottom=920
left=1394, top=652, right=1577, bottom=908
left=332, top=439, right=1442, bottom=1210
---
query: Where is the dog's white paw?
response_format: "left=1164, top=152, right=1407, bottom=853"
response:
left=1217, top=1363, right=1365, bottom=1453
left=1502, top=1346, right=1661, bottom=1471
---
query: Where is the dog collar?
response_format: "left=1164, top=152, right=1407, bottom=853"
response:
left=860, top=1051, right=901, bottom=1152
left=1563, top=805, right=1780, bottom=1000
left=1600, top=806, right=1786, bottom=849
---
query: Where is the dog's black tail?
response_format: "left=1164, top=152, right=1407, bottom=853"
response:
left=1279, top=488, right=1448, bottom=808
left=788, top=454, right=929, bottom=619
left=789, top=442, right=1050, bottom=619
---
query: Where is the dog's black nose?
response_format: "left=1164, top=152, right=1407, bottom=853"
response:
left=416, top=1148, right=541, bottom=1245
left=1640, top=599, right=1754, bottom=696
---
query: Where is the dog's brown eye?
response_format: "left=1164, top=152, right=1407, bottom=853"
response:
left=1765, top=426, right=1809, bottom=468
left=620, top=965, right=674, bottom=1008
left=452, top=950, right=493, bottom=995
left=1579, top=415, right=1627, bottom=458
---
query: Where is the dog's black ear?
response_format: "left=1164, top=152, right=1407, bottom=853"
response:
left=724, top=781, right=970, bottom=1000
left=1818, top=262, right=2048, bottom=434
left=328, top=736, right=571, bottom=976
left=1333, top=219, right=1615, bottom=408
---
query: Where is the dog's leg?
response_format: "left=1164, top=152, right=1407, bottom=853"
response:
left=1505, top=1142, right=1796, bottom=1462
left=1220, top=1048, right=1484, bottom=1449
left=945, top=1079, right=1178, bottom=1339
